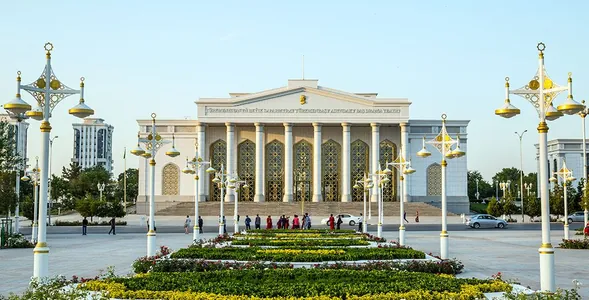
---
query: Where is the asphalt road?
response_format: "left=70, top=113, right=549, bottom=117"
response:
left=17, top=222, right=586, bottom=235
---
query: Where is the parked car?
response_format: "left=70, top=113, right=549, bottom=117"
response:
left=559, top=212, right=586, bottom=223
left=466, top=214, right=508, bottom=229
left=321, top=214, right=362, bottom=226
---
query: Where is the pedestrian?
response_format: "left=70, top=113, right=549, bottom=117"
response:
left=255, top=214, right=261, bottom=230
left=358, top=213, right=363, bottom=232
left=404, top=211, right=409, bottom=223
left=82, top=217, right=88, bottom=235
left=222, top=216, right=227, bottom=234
left=301, top=214, right=306, bottom=229
left=293, top=215, right=300, bottom=229
left=415, top=210, right=420, bottom=223
left=108, top=217, right=116, bottom=235
left=277, top=216, right=282, bottom=229
left=305, top=213, right=312, bottom=229
left=245, top=215, right=252, bottom=230
left=336, top=215, right=343, bottom=230
left=198, top=216, right=204, bottom=233
left=184, top=215, right=191, bottom=234
left=266, top=215, right=273, bottom=229
left=329, top=214, right=335, bottom=231
left=285, top=216, right=290, bottom=229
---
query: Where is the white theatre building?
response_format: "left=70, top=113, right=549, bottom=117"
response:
left=136, top=79, right=470, bottom=213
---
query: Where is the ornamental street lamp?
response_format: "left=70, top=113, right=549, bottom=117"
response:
left=475, top=179, right=481, bottom=202
left=97, top=183, right=105, bottom=201
left=524, top=182, right=533, bottom=197
left=549, top=160, right=575, bottom=240
left=515, top=130, right=527, bottom=223
left=353, top=174, right=374, bottom=233
left=416, top=113, right=465, bottom=260
left=387, top=151, right=416, bottom=246
left=211, top=164, right=231, bottom=235
left=579, top=102, right=589, bottom=225
left=182, top=139, right=213, bottom=242
left=48, top=135, right=58, bottom=226
left=367, top=166, right=390, bottom=238
left=229, top=175, right=248, bottom=233
left=130, top=113, right=180, bottom=256
left=494, top=42, right=583, bottom=292
left=4, top=42, right=94, bottom=279
left=21, top=157, right=40, bottom=243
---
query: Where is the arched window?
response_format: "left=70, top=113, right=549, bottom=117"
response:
left=322, top=139, right=341, bottom=202
left=209, top=139, right=227, bottom=201
left=162, top=163, right=180, bottom=195
left=265, top=140, right=284, bottom=201
left=237, top=139, right=255, bottom=202
left=351, top=140, right=369, bottom=202
left=380, top=140, right=398, bottom=201
left=294, top=140, right=312, bottom=202
left=427, top=163, right=442, bottom=196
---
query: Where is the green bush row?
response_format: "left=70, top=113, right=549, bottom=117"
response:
left=244, top=229, right=356, bottom=235
left=559, top=239, right=589, bottom=249
left=230, top=238, right=370, bottom=247
left=53, top=220, right=127, bottom=226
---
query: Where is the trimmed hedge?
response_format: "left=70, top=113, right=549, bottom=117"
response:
left=231, top=238, right=370, bottom=247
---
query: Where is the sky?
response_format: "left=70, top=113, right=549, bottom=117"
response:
left=1, top=1, right=588, bottom=182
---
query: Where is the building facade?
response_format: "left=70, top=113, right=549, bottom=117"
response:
left=0, top=113, right=29, bottom=166
left=535, top=139, right=589, bottom=189
left=72, top=118, right=114, bottom=173
left=136, top=79, right=470, bottom=213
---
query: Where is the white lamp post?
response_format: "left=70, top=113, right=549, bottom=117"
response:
left=21, top=157, right=40, bottom=243
left=229, top=176, right=248, bottom=233
left=182, top=139, right=213, bottom=242
left=495, top=42, right=584, bottom=292
left=579, top=102, right=589, bottom=225
left=97, top=183, right=105, bottom=201
left=3, top=42, right=94, bottom=278
left=353, top=174, right=374, bottom=233
left=387, top=151, right=416, bottom=246
left=550, top=160, right=575, bottom=240
left=524, top=182, right=533, bottom=197
left=416, top=114, right=465, bottom=259
left=515, top=130, right=527, bottom=223
left=367, top=166, right=389, bottom=238
left=211, top=164, right=231, bottom=235
left=130, top=113, right=180, bottom=256
left=47, top=135, right=58, bottom=226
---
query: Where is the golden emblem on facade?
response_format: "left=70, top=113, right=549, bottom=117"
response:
left=300, top=95, right=306, bottom=105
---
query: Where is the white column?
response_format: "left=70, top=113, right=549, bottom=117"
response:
left=196, top=122, right=206, bottom=202
left=370, top=123, right=380, bottom=202
left=283, top=123, right=293, bottom=202
left=400, top=123, right=410, bottom=202
left=254, top=123, right=264, bottom=202
left=225, top=123, right=235, bottom=202
left=312, top=123, right=322, bottom=202
left=341, top=123, right=351, bottom=202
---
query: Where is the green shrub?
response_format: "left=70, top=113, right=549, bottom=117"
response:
left=4, top=233, right=34, bottom=248
left=231, top=238, right=370, bottom=247
left=0, top=276, right=103, bottom=300
left=559, top=239, right=589, bottom=249
left=53, top=220, right=127, bottom=226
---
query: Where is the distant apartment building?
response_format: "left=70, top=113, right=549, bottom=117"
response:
left=72, top=118, right=114, bottom=173
left=0, top=113, right=29, bottom=167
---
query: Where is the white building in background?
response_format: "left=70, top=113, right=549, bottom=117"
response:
left=72, top=118, right=114, bottom=173
left=0, top=113, right=29, bottom=166
left=535, top=139, right=589, bottom=189
left=135, top=79, right=470, bottom=213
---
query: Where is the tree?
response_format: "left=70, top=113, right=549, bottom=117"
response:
left=549, top=184, right=564, bottom=217
left=486, top=197, right=502, bottom=217
left=61, top=162, right=82, bottom=182
left=525, top=195, right=541, bottom=221
left=75, top=195, right=101, bottom=222
left=502, top=196, right=518, bottom=219
left=492, top=167, right=522, bottom=196
left=467, top=170, right=493, bottom=201
left=50, top=175, right=73, bottom=210
left=70, top=165, right=112, bottom=200
left=20, top=195, right=34, bottom=222
left=0, top=120, right=21, bottom=217
left=115, top=168, right=139, bottom=205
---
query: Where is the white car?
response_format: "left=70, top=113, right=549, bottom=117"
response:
left=559, top=212, right=586, bottom=223
left=321, top=214, right=362, bottom=226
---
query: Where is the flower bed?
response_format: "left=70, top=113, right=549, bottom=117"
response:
left=54, top=220, right=127, bottom=226
left=245, top=229, right=356, bottom=234
left=559, top=238, right=589, bottom=249
left=2, top=233, right=34, bottom=248
left=231, top=238, right=370, bottom=247
left=171, top=246, right=425, bottom=262
left=81, top=269, right=511, bottom=299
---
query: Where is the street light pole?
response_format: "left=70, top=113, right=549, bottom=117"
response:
left=580, top=102, right=589, bottom=225
left=550, top=160, right=575, bottom=240
left=388, top=151, right=416, bottom=246
left=3, top=111, right=28, bottom=234
left=211, top=165, right=231, bottom=235
left=21, top=157, right=39, bottom=243
left=182, top=139, right=213, bottom=242
left=515, top=130, right=527, bottom=223
left=97, top=183, right=105, bottom=201
left=367, top=167, right=389, bottom=238
left=48, top=135, right=58, bottom=226
left=229, top=176, right=248, bottom=233
left=354, top=173, right=374, bottom=233
left=495, top=42, right=584, bottom=292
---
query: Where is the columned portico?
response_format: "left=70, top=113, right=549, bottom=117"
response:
left=400, top=123, right=410, bottom=202
left=196, top=122, right=206, bottom=202
left=225, top=122, right=235, bottom=202
left=341, top=123, right=351, bottom=202
left=283, top=123, right=294, bottom=202
left=371, top=123, right=380, bottom=202
left=254, top=123, right=264, bottom=202
left=312, top=122, right=322, bottom=202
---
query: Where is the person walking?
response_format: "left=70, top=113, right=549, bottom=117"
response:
left=108, top=217, right=116, bottom=235
left=198, top=216, right=204, bottom=233
left=285, top=216, right=290, bottom=230
left=222, top=216, right=227, bottom=234
left=293, top=215, right=300, bottom=229
left=245, top=215, right=252, bottom=230
left=82, top=217, right=88, bottom=235
left=336, top=215, right=343, bottom=230
left=301, top=214, right=306, bottom=229
left=305, top=213, right=312, bottom=230
left=255, top=214, right=261, bottom=230
left=184, top=215, right=191, bottom=234
left=266, top=215, right=273, bottom=229
left=403, top=211, right=409, bottom=223
left=358, top=213, right=363, bottom=232
left=415, top=210, right=420, bottom=223
left=329, top=214, right=335, bottom=231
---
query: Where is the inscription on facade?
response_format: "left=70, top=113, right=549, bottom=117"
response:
left=205, top=108, right=402, bottom=114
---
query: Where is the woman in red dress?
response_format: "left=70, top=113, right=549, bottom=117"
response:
left=329, top=214, right=335, bottom=231
left=266, top=216, right=273, bottom=230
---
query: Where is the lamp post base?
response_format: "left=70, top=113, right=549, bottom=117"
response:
left=563, top=224, right=569, bottom=240
left=538, top=245, right=555, bottom=292
left=234, top=223, right=239, bottom=234
left=31, top=224, right=38, bottom=243
left=399, top=226, right=405, bottom=246
left=362, top=223, right=367, bottom=234
left=219, top=223, right=224, bottom=235
left=193, top=226, right=199, bottom=243
left=377, top=224, right=382, bottom=238
left=440, top=231, right=449, bottom=259
left=33, top=243, right=49, bottom=278
left=147, top=230, right=156, bottom=257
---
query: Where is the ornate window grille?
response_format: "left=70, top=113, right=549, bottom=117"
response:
left=380, top=140, right=397, bottom=201
left=322, top=139, right=341, bottom=202
left=351, top=139, right=369, bottom=202
left=294, top=140, right=312, bottom=202
left=427, top=163, right=442, bottom=196
left=162, top=163, right=179, bottom=195
left=265, top=140, right=284, bottom=201
left=209, top=139, right=226, bottom=201
left=237, top=139, right=255, bottom=202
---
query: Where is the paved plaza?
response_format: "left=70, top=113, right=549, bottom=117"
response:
left=1, top=228, right=587, bottom=298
